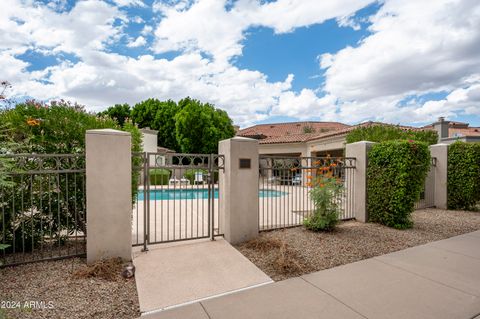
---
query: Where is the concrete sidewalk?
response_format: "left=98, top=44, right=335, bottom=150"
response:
left=143, top=230, right=480, bottom=319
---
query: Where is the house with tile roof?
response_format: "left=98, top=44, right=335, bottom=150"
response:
left=422, top=117, right=480, bottom=144
left=237, top=118, right=480, bottom=158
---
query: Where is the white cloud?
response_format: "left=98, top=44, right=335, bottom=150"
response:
left=152, top=0, right=375, bottom=63
left=2, top=0, right=479, bottom=127
left=112, top=0, right=146, bottom=7
left=0, top=0, right=123, bottom=54
left=127, top=36, right=147, bottom=48
left=320, top=0, right=480, bottom=123
left=132, top=15, right=145, bottom=24
left=140, top=25, right=153, bottom=36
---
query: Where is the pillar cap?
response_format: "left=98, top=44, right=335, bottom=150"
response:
left=86, top=129, right=130, bottom=136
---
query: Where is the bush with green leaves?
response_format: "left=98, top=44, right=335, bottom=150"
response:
left=0, top=100, right=142, bottom=252
left=367, top=140, right=431, bottom=229
left=149, top=169, right=171, bottom=185
left=346, top=124, right=438, bottom=145
left=304, top=172, right=343, bottom=232
left=447, top=142, right=480, bottom=211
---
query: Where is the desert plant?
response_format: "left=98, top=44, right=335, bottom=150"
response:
left=304, top=161, right=343, bottom=231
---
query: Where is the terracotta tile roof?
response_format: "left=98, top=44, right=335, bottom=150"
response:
left=237, top=121, right=349, bottom=138
left=255, top=121, right=427, bottom=144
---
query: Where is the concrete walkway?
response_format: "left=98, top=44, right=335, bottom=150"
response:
left=142, top=231, right=480, bottom=319
left=134, top=238, right=272, bottom=313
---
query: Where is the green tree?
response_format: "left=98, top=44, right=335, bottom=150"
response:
left=99, top=103, right=131, bottom=127
left=174, top=98, right=235, bottom=153
left=131, top=98, right=180, bottom=151
left=131, top=98, right=159, bottom=129
left=346, top=124, right=438, bottom=145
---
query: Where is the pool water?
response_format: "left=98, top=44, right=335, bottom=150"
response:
left=137, top=188, right=287, bottom=200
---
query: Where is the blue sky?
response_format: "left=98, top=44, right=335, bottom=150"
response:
left=1, top=0, right=479, bottom=127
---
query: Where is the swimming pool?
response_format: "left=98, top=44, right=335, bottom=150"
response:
left=137, top=188, right=287, bottom=200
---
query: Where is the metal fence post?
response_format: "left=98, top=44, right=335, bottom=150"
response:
left=142, top=152, right=149, bottom=252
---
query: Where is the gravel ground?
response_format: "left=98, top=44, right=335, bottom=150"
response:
left=236, top=208, right=480, bottom=281
left=0, top=258, right=140, bottom=319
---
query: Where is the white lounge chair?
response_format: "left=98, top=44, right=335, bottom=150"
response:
left=180, top=176, right=190, bottom=185
left=168, top=177, right=180, bottom=185
left=267, top=176, right=278, bottom=184
left=194, top=172, right=205, bottom=184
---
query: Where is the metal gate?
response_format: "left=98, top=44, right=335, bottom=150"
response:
left=132, top=153, right=224, bottom=249
left=258, top=156, right=356, bottom=231
left=414, top=157, right=436, bottom=210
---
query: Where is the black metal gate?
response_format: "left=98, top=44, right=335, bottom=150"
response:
left=258, top=155, right=356, bottom=231
left=132, top=153, right=224, bottom=249
left=414, top=157, right=436, bottom=210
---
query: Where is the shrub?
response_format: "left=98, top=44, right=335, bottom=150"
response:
left=149, top=169, right=171, bottom=185
left=367, top=140, right=430, bottom=229
left=304, top=161, right=343, bottom=231
left=447, top=142, right=480, bottom=211
left=346, top=124, right=438, bottom=145
left=0, top=100, right=142, bottom=251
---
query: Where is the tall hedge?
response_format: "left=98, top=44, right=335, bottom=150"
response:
left=346, top=124, right=438, bottom=145
left=367, top=140, right=431, bottom=229
left=447, top=142, right=480, bottom=210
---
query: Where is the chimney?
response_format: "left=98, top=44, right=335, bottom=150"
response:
left=433, top=117, right=449, bottom=142
left=233, top=125, right=240, bottom=133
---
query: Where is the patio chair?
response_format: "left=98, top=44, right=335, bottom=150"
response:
left=168, top=177, right=180, bottom=185
left=292, top=174, right=302, bottom=185
left=180, top=176, right=190, bottom=186
left=194, top=171, right=205, bottom=185
left=267, top=176, right=278, bottom=184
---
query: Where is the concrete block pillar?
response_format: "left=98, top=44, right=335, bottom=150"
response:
left=345, top=141, right=375, bottom=222
left=219, top=137, right=259, bottom=244
left=430, top=144, right=449, bottom=209
left=86, top=129, right=132, bottom=263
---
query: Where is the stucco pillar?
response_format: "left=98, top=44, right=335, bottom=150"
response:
left=86, top=129, right=132, bottom=263
left=430, top=144, right=449, bottom=209
left=219, top=137, right=259, bottom=244
left=345, top=141, right=375, bottom=222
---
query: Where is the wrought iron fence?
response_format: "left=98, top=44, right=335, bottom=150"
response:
left=414, top=157, right=437, bottom=210
left=259, top=156, right=356, bottom=231
left=132, top=152, right=225, bottom=248
left=0, top=154, right=86, bottom=267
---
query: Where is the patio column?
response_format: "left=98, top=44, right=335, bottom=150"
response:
left=345, top=141, right=375, bottom=222
left=430, top=144, right=449, bottom=209
left=86, top=129, right=132, bottom=264
left=219, top=137, right=259, bottom=244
